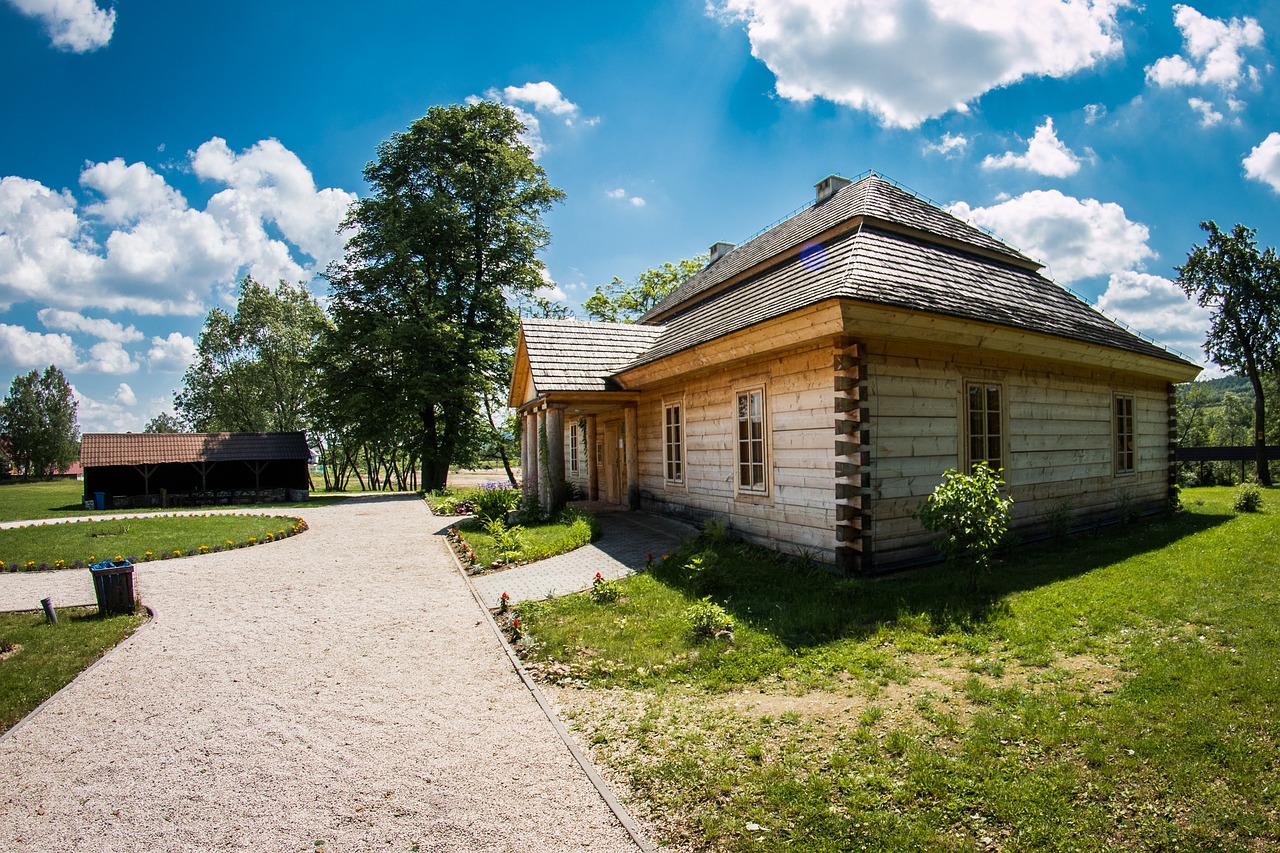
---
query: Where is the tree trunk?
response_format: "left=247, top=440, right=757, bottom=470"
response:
left=1246, top=363, right=1272, bottom=486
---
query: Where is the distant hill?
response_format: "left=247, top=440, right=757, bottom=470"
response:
left=1180, top=375, right=1253, bottom=403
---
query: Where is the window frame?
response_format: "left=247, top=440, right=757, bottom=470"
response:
left=1114, top=393, right=1136, bottom=476
left=663, top=399, right=685, bottom=486
left=963, top=381, right=1005, bottom=473
left=734, top=385, right=769, bottom=496
left=568, top=421, right=579, bottom=474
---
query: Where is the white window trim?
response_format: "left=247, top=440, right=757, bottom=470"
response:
left=734, top=384, right=770, bottom=497
left=1114, top=393, right=1136, bottom=477
left=963, top=380, right=1006, bottom=472
left=663, top=399, right=685, bottom=487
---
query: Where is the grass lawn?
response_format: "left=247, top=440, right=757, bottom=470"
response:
left=516, top=487, right=1280, bottom=851
left=0, top=607, right=146, bottom=734
left=450, top=508, right=599, bottom=570
left=0, top=514, right=306, bottom=569
left=0, top=478, right=347, bottom=523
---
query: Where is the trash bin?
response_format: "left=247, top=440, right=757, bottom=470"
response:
left=90, top=561, right=135, bottom=616
left=93, top=492, right=105, bottom=510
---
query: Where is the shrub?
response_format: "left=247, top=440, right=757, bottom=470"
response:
left=1233, top=482, right=1263, bottom=513
left=685, top=597, right=735, bottom=641
left=590, top=572, right=622, bottom=603
left=485, top=516, right=526, bottom=564
left=474, top=482, right=521, bottom=521
left=915, top=463, right=1013, bottom=590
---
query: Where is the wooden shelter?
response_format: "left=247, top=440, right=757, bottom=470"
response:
left=510, top=172, right=1201, bottom=573
left=80, top=432, right=310, bottom=509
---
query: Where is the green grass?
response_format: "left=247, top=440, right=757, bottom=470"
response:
left=0, top=478, right=346, bottom=523
left=451, top=508, right=599, bottom=569
left=0, top=514, right=306, bottom=569
left=0, top=607, right=146, bottom=734
left=517, top=487, right=1280, bottom=851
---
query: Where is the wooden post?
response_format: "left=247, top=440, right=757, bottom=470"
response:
left=546, top=406, right=566, bottom=513
left=522, top=412, right=538, bottom=504
left=536, top=408, right=549, bottom=513
left=624, top=405, right=639, bottom=510
left=585, top=414, right=599, bottom=501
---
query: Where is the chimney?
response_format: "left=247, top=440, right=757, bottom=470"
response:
left=815, top=174, right=852, bottom=204
left=708, top=241, right=735, bottom=264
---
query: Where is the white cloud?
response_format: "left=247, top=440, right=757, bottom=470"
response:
left=112, top=382, right=136, bottom=407
left=710, top=0, right=1126, bottom=128
left=950, top=190, right=1154, bottom=284
left=0, top=139, right=355, bottom=316
left=1187, top=97, right=1224, bottom=127
left=145, top=332, right=197, bottom=373
left=478, top=81, right=595, bottom=158
left=981, top=118, right=1084, bottom=177
left=5, top=0, right=114, bottom=52
left=37, top=308, right=143, bottom=343
left=923, top=133, right=969, bottom=157
left=1084, top=103, right=1107, bottom=124
left=606, top=188, right=646, bottom=207
left=1243, top=132, right=1280, bottom=193
left=537, top=267, right=567, bottom=303
left=1095, top=271, right=1212, bottom=365
left=0, top=323, right=77, bottom=370
left=1146, top=5, right=1265, bottom=91
left=84, top=340, right=137, bottom=374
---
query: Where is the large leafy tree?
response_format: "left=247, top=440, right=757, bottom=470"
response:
left=175, top=277, right=329, bottom=433
left=322, top=101, right=563, bottom=490
left=1176, top=221, right=1280, bottom=485
left=1, top=365, right=79, bottom=479
left=582, top=255, right=706, bottom=323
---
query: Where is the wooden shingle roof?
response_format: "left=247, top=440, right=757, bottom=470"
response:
left=81, top=432, right=310, bottom=467
left=520, top=318, right=664, bottom=393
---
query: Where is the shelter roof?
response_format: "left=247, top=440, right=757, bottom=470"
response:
left=518, top=318, right=664, bottom=394
left=81, top=432, right=310, bottom=467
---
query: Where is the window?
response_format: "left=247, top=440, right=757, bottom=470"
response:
left=568, top=423, right=579, bottom=474
left=966, top=382, right=1003, bottom=471
left=736, top=388, right=767, bottom=493
left=664, top=402, right=683, bottom=484
left=1115, top=395, right=1135, bottom=475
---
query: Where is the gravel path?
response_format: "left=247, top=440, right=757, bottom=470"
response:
left=0, top=494, right=643, bottom=852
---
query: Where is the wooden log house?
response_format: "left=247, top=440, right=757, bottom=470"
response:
left=509, top=173, right=1201, bottom=573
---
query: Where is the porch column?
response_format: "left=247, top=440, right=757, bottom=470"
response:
left=527, top=409, right=541, bottom=506
left=545, top=405, right=566, bottom=513
left=624, top=404, right=639, bottom=510
left=585, top=414, right=599, bottom=501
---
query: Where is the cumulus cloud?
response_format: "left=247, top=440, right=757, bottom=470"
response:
left=606, top=188, right=646, bottom=207
left=710, top=0, right=1126, bottom=128
left=537, top=267, right=568, bottom=303
left=5, top=0, right=114, bottom=52
left=72, top=385, right=149, bottom=433
left=0, top=323, right=77, bottom=370
left=84, top=340, right=137, bottom=374
left=145, top=332, right=197, bottom=373
left=112, top=382, right=137, bottom=407
left=1243, top=132, right=1280, bottom=193
left=950, top=190, right=1154, bottom=284
left=37, top=307, right=143, bottom=343
left=1187, top=97, right=1224, bottom=127
left=923, top=133, right=969, bottom=157
left=1146, top=5, right=1265, bottom=90
left=981, top=118, right=1085, bottom=177
left=476, top=81, right=596, bottom=158
left=0, top=139, right=355, bottom=316
left=1096, top=271, right=1212, bottom=364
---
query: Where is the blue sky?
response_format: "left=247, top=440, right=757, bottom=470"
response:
left=1, top=0, right=1277, bottom=433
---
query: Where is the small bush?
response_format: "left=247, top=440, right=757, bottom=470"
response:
left=590, top=572, right=622, bottom=603
left=915, top=463, right=1013, bottom=590
left=473, top=482, right=521, bottom=521
left=686, top=597, right=735, bottom=641
left=1233, top=482, right=1263, bottom=513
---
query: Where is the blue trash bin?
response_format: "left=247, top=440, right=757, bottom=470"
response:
left=93, top=492, right=105, bottom=510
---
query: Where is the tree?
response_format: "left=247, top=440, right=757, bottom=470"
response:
left=1176, top=222, right=1280, bottom=485
left=0, top=365, right=79, bottom=479
left=915, top=464, right=1013, bottom=591
left=143, top=412, right=183, bottom=433
left=582, top=255, right=707, bottom=323
left=175, top=277, right=329, bottom=433
left=323, top=101, right=564, bottom=491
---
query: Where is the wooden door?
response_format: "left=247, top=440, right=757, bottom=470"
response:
left=602, top=424, right=620, bottom=504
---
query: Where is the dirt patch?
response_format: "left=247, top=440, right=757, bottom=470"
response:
left=448, top=467, right=517, bottom=489
left=0, top=642, right=20, bottom=662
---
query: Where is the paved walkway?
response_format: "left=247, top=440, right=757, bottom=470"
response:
left=0, top=494, right=644, bottom=851
left=467, top=503, right=697, bottom=609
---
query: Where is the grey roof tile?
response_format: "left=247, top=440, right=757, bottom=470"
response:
left=521, top=318, right=664, bottom=393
